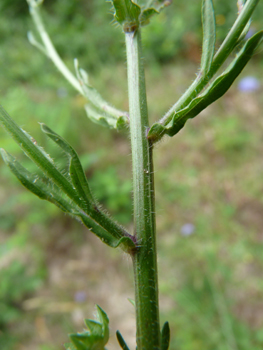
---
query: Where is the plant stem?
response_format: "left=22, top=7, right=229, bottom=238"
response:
left=125, top=30, right=160, bottom=350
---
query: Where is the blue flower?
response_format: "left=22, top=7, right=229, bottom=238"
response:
left=238, top=76, right=260, bottom=92
left=74, top=291, right=87, bottom=303
left=180, top=223, right=195, bottom=236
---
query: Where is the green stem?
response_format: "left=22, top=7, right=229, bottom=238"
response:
left=125, top=30, right=160, bottom=350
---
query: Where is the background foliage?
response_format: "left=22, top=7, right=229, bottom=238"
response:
left=1, top=0, right=263, bottom=349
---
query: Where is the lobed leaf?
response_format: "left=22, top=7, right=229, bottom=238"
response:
left=111, top=0, right=141, bottom=30
left=201, top=0, right=216, bottom=75
left=161, top=321, right=170, bottom=350
left=28, top=4, right=129, bottom=131
left=140, top=8, right=158, bottom=26
left=0, top=106, right=135, bottom=251
left=65, top=305, right=109, bottom=350
left=140, top=1, right=172, bottom=26
left=148, top=30, right=263, bottom=141
left=84, top=320, right=103, bottom=338
left=116, top=330, right=130, bottom=350
left=96, top=305, right=110, bottom=344
left=74, top=59, right=129, bottom=129
left=85, top=105, right=128, bottom=131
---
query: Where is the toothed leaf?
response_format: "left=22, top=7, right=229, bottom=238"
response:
left=0, top=106, right=134, bottom=252
left=66, top=306, right=109, bottom=350
left=96, top=305, right=109, bottom=344
left=84, top=320, right=103, bottom=337
left=111, top=0, right=141, bottom=31
left=140, top=1, right=172, bottom=26
left=140, top=8, right=158, bottom=26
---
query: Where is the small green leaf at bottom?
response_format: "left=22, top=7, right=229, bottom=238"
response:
left=161, top=321, right=170, bottom=350
left=65, top=305, right=109, bottom=350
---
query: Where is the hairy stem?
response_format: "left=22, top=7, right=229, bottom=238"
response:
left=125, top=29, right=160, bottom=350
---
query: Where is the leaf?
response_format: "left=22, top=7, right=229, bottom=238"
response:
left=0, top=105, right=80, bottom=205
left=66, top=305, right=109, bottom=350
left=27, top=0, right=44, bottom=8
left=96, top=305, right=110, bottom=344
left=111, top=0, right=141, bottom=30
left=84, top=104, right=126, bottom=130
left=148, top=30, right=263, bottom=141
left=40, top=123, right=95, bottom=209
left=116, top=330, right=130, bottom=350
left=201, top=0, right=216, bottom=75
left=0, top=149, right=132, bottom=251
left=74, top=59, right=129, bottom=129
left=27, top=31, right=48, bottom=56
left=64, top=343, right=77, bottom=350
left=138, top=1, right=172, bottom=26
left=147, top=123, right=166, bottom=143
left=140, top=8, right=158, bottom=26
left=234, top=20, right=251, bottom=49
left=0, top=149, right=75, bottom=213
left=211, top=0, right=260, bottom=69
left=128, top=298, right=135, bottom=307
left=0, top=106, right=135, bottom=252
left=161, top=322, right=170, bottom=350
left=77, top=211, right=136, bottom=250
left=84, top=320, right=103, bottom=337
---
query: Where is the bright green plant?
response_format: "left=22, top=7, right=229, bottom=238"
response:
left=0, top=0, right=262, bottom=349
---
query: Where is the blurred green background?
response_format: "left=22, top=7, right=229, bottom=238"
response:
left=1, top=0, right=263, bottom=349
